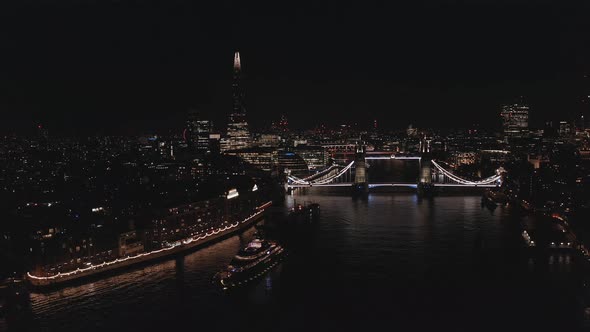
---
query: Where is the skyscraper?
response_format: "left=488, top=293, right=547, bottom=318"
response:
left=558, top=120, right=572, bottom=136
left=222, top=51, right=251, bottom=152
left=186, top=110, right=213, bottom=155
left=500, top=103, right=529, bottom=140
left=271, top=114, right=289, bottom=134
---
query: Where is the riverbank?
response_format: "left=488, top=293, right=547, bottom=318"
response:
left=26, top=202, right=271, bottom=289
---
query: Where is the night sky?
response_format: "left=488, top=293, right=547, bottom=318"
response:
left=1, top=0, right=589, bottom=135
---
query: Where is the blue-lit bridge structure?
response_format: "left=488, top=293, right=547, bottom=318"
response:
left=286, top=153, right=502, bottom=191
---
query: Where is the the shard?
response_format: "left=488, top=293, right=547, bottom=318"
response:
left=222, top=51, right=251, bottom=152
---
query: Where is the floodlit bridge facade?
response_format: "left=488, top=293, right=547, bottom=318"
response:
left=286, top=154, right=503, bottom=190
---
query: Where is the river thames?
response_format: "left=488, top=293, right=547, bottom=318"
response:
left=22, top=189, right=589, bottom=332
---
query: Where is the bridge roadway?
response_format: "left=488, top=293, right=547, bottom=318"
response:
left=287, top=183, right=498, bottom=189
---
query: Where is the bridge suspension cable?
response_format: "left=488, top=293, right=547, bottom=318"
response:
left=288, top=161, right=355, bottom=185
left=302, top=164, right=340, bottom=181
left=430, top=160, right=501, bottom=185
left=288, top=159, right=501, bottom=187
left=288, top=168, right=337, bottom=184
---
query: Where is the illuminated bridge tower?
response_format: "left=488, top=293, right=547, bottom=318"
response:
left=419, top=157, right=432, bottom=184
left=352, top=144, right=368, bottom=194
left=418, top=154, right=435, bottom=196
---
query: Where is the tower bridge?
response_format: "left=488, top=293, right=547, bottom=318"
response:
left=287, top=150, right=503, bottom=193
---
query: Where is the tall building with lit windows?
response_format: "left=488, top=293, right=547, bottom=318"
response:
left=222, top=51, right=251, bottom=152
left=186, top=110, right=213, bottom=155
left=500, top=103, right=529, bottom=140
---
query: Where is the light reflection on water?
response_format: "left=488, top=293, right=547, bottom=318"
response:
left=22, top=191, right=586, bottom=332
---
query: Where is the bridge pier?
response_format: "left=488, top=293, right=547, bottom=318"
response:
left=418, top=154, right=435, bottom=196
left=352, top=144, right=368, bottom=195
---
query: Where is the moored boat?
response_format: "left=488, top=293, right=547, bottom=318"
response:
left=288, top=202, right=320, bottom=222
left=26, top=202, right=272, bottom=289
left=483, top=189, right=508, bottom=206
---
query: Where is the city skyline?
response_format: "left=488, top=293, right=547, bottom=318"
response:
left=4, top=2, right=590, bottom=331
left=1, top=1, right=589, bottom=135
left=1, top=59, right=586, bottom=137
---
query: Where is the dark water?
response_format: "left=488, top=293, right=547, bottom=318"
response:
left=366, top=159, right=421, bottom=182
left=20, top=191, right=589, bottom=332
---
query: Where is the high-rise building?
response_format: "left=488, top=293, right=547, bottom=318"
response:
left=225, top=147, right=277, bottom=172
left=222, top=51, right=251, bottom=152
left=500, top=103, right=529, bottom=139
left=294, top=146, right=328, bottom=170
left=558, top=120, right=572, bottom=136
left=37, top=123, right=49, bottom=139
left=271, top=114, right=289, bottom=134
left=208, top=133, right=221, bottom=155
left=186, top=110, right=213, bottom=155
left=407, top=124, right=417, bottom=137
